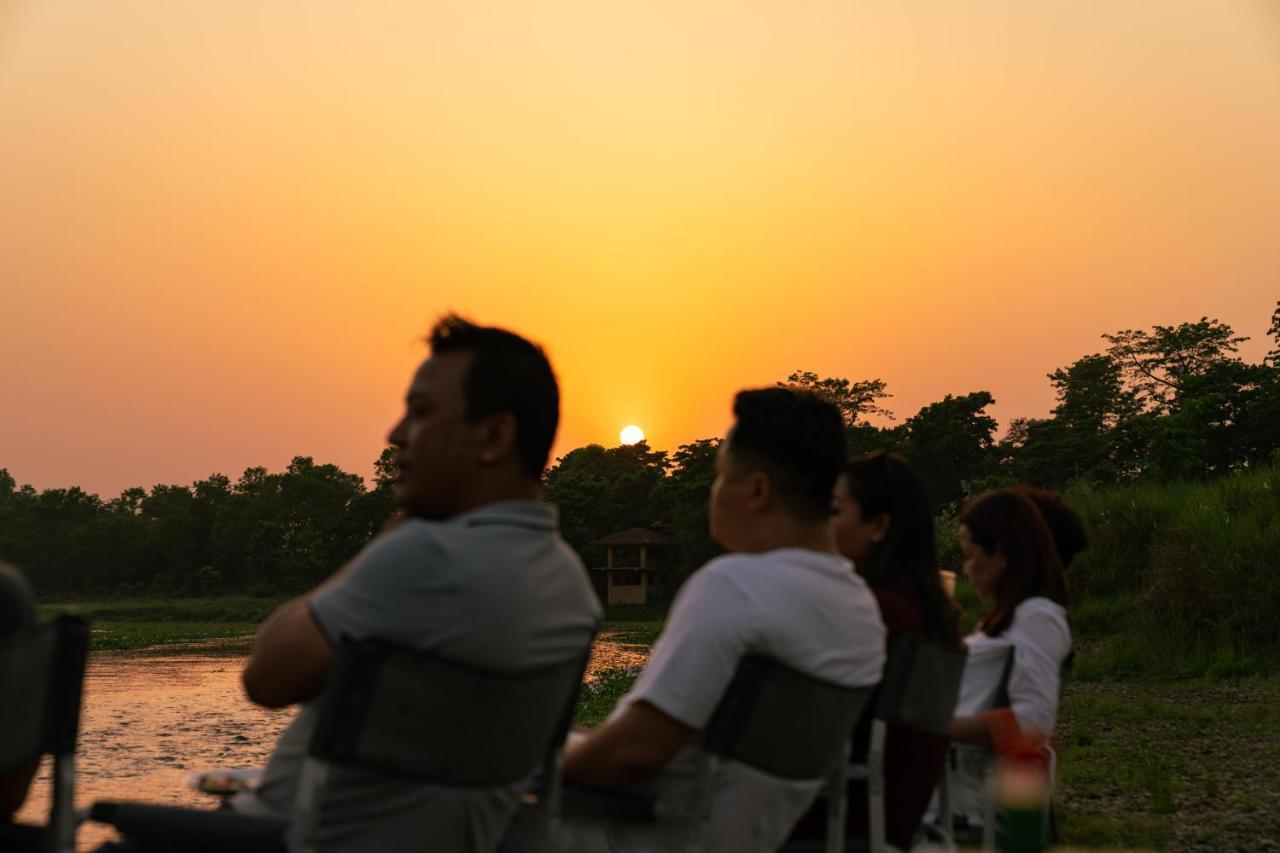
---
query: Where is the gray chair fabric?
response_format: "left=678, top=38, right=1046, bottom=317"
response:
left=857, top=635, right=967, bottom=853
left=564, top=655, right=877, bottom=853
left=0, top=615, right=91, bottom=853
left=92, top=636, right=593, bottom=853
left=704, top=655, right=876, bottom=781
left=781, top=636, right=967, bottom=853
left=310, top=639, right=588, bottom=786
left=873, top=634, right=967, bottom=735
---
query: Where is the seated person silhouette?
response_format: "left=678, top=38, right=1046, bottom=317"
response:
left=0, top=563, right=39, bottom=821
left=556, top=388, right=885, bottom=853
left=230, top=316, right=602, bottom=852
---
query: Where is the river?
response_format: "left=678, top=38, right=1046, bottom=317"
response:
left=14, top=636, right=648, bottom=851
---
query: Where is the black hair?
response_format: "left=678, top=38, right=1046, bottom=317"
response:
left=959, top=489, right=1070, bottom=636
left=1014, top=485, right=1088, bottom=568
left=428, top=315, right=559, bottom=480
left=842, top=451, right=960, bottom=646
left=728, top=387, right=846, bottom=522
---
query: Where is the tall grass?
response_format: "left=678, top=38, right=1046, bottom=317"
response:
left=1066, top=464, right=1280, bottom=648
left=936, top=465, right=1280, bottom=678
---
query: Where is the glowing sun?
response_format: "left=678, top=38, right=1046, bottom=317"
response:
left=620, top=424, right=645, bottom=446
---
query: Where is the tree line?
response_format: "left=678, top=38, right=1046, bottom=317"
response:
left=2, top=304, right=1277, bottom=599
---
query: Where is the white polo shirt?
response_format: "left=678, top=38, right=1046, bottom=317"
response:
left=561, top=548, right=885, bottom=853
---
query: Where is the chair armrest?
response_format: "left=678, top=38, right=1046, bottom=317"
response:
left=89, top=802, right=288, bottom=853
left=188, top=768, right=264, bottom=797
left=561, top=785, right=657, bottom=822
left=0, top=822, right=46, bottom=853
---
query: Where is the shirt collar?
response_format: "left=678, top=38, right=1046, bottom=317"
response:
left=457, top=500, right=558, bottom=531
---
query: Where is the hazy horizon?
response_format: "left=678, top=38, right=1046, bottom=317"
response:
left=4, top=1, right=1279, bottom=496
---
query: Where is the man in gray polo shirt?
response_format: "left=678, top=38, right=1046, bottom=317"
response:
left=234, top=316, right=601, bottom=851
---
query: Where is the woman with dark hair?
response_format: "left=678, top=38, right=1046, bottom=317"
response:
left=945, top=488, right=1072, bottom=829
left=833, top=451, right=960, bottom=647
left=792, top=451, right=961, bottom=848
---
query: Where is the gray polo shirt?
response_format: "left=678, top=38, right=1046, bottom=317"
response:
left=241, top=501, right=601, bottom=852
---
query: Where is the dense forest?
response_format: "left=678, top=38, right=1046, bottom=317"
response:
left=2, top=304, right=1277, bottom=600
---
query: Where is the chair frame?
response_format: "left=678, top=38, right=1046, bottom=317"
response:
left=845, top=634, right=967, bottom=853
left=289, top=637, right=593, bottom=853
left=92, top=634, right=594, bottom=853
left=935, top=647, right=1069, bottom=851
left=563, top=654, right=877, bottom=853
left=0, top=615, right=90, bottom=853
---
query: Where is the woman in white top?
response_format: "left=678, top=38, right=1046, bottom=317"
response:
left=945, top=489, right=1074, bottom=827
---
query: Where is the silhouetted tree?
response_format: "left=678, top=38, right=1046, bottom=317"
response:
left=543, top=442, right=671, bottom=560
left=904, top=392, right=998, bottom=506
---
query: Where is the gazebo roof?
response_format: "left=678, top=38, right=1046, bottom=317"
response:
left=592, top=527, right=681, bottom=546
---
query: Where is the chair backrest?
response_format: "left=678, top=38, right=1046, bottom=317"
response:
left=872, top=634, right=968, bottom=734
left=0, top=615, right=90, bottom=853
left=308, top=637, right=592, bottom=787
left=0, top=615, right=90, bottom=771
left=703, top=656, right=876, bottom=781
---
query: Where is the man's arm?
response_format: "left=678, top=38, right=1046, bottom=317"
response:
left=242, top=596, right=333, bottom=709
left=562, top=701, right=694, bottom=789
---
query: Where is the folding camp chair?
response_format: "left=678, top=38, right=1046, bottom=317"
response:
left=780, top=635, right=967, bottom=853
left=852, top=635, right=967, bottom=853
left=563, top=655, right=877, bottom=853
left=90, top=635, right=594, bottom=853
left=936, top=647, right=1069, bottom=851
left=0, top=614, right=91, bottom=853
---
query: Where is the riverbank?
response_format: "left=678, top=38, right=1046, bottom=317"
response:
left=38, top=597, right=283, bottom=651
left=41, top=596, right=1279, bottom=848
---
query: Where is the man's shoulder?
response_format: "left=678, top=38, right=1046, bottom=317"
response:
left=361, top=519, right=450, bottom=564
left=695, top=549, right=829, bottom=576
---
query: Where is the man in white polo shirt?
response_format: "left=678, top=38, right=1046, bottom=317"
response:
left=233, top=316, right=601, bottom=852
left=559, top=388, right=885, bottom=853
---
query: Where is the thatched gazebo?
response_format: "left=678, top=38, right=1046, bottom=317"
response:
left=590, top=527, right=680, bottom=605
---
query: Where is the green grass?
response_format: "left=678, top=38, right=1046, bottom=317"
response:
left=576, top=665, right=643, bottom=727
left=38, top=596, right=287, bottom=624
left=1055, top=675, right=1280, bottom=848
left=36, top=596, right=283, bottom=651
left=88, top=621, right=261, bottom=651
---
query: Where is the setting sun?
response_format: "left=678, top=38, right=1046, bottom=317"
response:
left=620, top=425, right=645, bottom=446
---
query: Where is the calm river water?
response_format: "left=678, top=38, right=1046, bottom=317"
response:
left=15, top=637, right=648, bottom=851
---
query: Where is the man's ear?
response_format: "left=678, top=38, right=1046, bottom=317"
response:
left=745, top=470, right=772, bottom=512
left=476, top=412, right=518, bottom=465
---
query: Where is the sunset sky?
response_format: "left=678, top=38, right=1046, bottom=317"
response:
left=3, top=2, right=1279, bottom=497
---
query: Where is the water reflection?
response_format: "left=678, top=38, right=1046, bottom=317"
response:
left=16, top=634, right=648, bottom=850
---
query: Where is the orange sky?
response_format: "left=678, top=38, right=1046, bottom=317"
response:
left=3, top=2, right=1279, bottom=497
